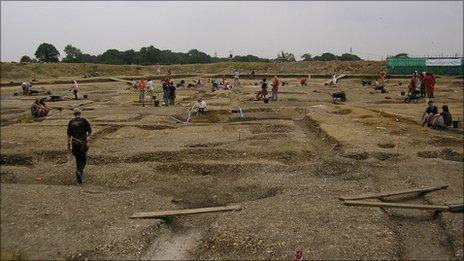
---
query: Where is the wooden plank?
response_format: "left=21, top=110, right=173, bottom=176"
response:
left=131, top=205, right=242, bottom=219
left=343, top=200, right=450, bottom=211
left=339, top=185, right=448, bottom=201
left=447, top=200, right=464, bottom=212
left=323, top=74, right=348, bottom=85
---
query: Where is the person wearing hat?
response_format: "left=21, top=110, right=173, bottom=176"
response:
left=67, top=108, right=92, bottom=184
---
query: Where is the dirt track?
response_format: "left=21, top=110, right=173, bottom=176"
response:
left=1, top=75, right=463, bottom=260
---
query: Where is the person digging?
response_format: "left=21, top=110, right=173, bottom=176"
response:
left=67, top=108, right=92, bottom=184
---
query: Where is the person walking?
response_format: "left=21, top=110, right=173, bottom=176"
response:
left=67, top=108, right=92, bottom=184
left=70, top=80, right=79, bottom=100
left=233, top=70, right=240, bottom=88
left=271, top=75, right=280, bottom=101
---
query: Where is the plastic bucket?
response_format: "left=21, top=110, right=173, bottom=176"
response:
left=263, top=98, right=269, bottom=103
left=452, top=120, right=460, bottom=128
left=401, top=91, right=405, bottom=96
left=154, top=100, right=160, bottom=107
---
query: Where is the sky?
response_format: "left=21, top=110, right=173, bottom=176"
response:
left=1, top=1, right=463, bottom=62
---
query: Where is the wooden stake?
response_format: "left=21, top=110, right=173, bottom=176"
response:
left=339, top=185, right=448, bottom=201
left=131, top=205, right=242, bottom=219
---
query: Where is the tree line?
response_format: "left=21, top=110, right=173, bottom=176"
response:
left=19, top=42, right=382, bottom=65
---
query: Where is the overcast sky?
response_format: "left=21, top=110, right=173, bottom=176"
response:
left=1, top=1, right=463, bottom=62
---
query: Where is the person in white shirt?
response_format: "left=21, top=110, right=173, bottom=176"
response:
left=194, top=97, right=207, bottom=114
left=331, top=73, right=337, bottom=86
left=233, top=70, right=240, bottom=88
left=21, top=82, right=31, bottom=95
left=70, top=80, right=80, bottom=100
left=147, top=79, right=155, bottom=99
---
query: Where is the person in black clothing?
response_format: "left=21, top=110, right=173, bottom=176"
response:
left=255, top=78, right=268, bottom=101
left=169, top=82, right=176, bottom=105
left=250, top=70, right=255, bottom=79
left=67, top=108, right=92, bottom=184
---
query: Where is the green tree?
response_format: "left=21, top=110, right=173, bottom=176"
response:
left=338, top=53, right=362, bottom=61
left=20, top=55, right=32, bottom=63
left=63, top=44, right=82, bottom=62
left=187, top=49, right=211, bottom=64
left=100, top=49, right=125, bottom=64
left=34, top=43, right=60, bottom=62
left=121, top=49, right=136, bottom=64
left=301, top=53, right=313, bottom=61
left=394, top=53, right=409, bottom=58
left=234, top=55, right=269, bottom=62
left=313, top=52, right=338, bottom=61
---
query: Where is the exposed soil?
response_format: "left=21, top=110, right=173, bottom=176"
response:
left=1, top=73, right=462, bottom=260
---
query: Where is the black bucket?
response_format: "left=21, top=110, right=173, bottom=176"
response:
left=401, top=91, right=405, bottom=96
left=83, top=94, right=88, bottom=99
left=263, top=98, right=270, bottom=103
left=452, top=120, right=460, bottom=128
left=154, top=100, right=160, bottom=107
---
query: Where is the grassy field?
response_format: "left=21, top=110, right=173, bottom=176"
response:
left=0, top=61, right=386, bottom=83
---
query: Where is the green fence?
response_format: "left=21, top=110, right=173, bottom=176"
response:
left=387, top=57, right=463, bottom=76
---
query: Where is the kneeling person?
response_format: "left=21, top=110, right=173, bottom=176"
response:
left=194, top=97, right=207, bottom=114
left=67, top=108, right=92, bottom=184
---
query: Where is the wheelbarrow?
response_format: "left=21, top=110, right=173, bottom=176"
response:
left=404, top=90, right=421, bottom=103
left=329, top=91, right=347, bottom=102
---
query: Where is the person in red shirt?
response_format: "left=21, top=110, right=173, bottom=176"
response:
left=419, top=72, right=426, bottom=97
left=137, top=80, right=147, bottom=105
left=271, top=75, right=280, bottom=101
left=424, top=73, right=436, bottom=98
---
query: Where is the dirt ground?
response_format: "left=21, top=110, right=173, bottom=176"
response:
left=1, top=74, right=463, bottom=260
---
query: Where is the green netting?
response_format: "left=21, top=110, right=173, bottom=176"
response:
left=387, top=58, right=426, bottom=67
left=387, top=57, right=463, bottom=75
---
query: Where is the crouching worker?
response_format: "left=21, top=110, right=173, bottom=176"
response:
left=31, top=98, right=50, bottom=118
left=194, top=97, right=207, bottom=114
left=255, top=78, right=268, bottom=101
left=67, top=108, right=92, bottom=184
left=431, top=105, right=453, bottom=129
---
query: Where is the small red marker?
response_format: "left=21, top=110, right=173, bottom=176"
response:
left=294, top=247, right=303, bottom=261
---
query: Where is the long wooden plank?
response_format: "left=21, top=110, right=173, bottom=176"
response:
left=131, top=205, right=242, bottom=219
left=339, top=185, right=448, bottom=201
left=323, top=74, right=348, bottom=85
left=343, top=200, right=450, bottom=211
